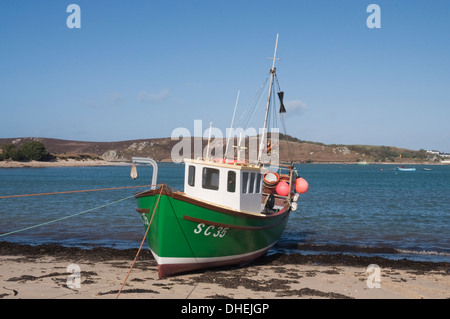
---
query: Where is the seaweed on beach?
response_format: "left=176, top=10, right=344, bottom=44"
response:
left=1, top=241, right=448, bottom=274
left=266, top=252, right=450, bottom=273
left=0, top=241, right=155, bottom=263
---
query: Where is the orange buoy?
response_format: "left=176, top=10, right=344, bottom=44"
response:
left=275, top=181, right=290, bottom=196
left=295, top=177, right=308, bottom=194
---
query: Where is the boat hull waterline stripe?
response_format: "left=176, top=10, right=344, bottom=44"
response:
left=149, top=243, right=275, bottom=265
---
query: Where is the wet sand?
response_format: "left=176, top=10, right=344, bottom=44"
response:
left=0, top=242, right=448, bottom=300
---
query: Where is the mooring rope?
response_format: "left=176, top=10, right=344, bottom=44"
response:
left=292, top=209, right=333, bottom=230
left=0, top=185, right=158, bottom=238
left=0, top=184, right=154, bottom=199
left=116, top=185, right=164, bottom=299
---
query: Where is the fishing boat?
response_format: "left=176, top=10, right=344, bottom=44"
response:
left=396, top=166, right=416, bottom=172
left=133, top=34, right=308, bottom=278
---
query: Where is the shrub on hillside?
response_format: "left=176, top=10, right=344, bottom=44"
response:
left=0, top=141, right=51, bottom=161
left=1, top=144, right=25, bottom=161
left=20, top=141, right=50, bottom=161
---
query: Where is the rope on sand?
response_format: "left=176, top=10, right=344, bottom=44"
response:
left=116, top=185, right=164, bottom=299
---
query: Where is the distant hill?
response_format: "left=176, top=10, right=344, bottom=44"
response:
left=0, top=136, right=434, bottom=164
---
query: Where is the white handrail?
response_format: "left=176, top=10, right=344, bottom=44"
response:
left=131, top=157, right=158, bottom=189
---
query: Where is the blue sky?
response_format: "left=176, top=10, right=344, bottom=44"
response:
left=1, top=0, right=449, bottom=152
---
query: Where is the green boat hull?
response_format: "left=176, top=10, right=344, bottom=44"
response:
left=136, top=186, right=291, bottom=277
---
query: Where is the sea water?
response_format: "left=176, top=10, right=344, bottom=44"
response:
left=0, top=163, right=449, bottom=262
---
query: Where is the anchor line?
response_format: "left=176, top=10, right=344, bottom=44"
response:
left=292, top=209, right=333, bottom=230
left=0, top=184, right=156, bottom=199
left=0, top=185, right=160, bottom=238
left=116, top=185, right=164, bottom=299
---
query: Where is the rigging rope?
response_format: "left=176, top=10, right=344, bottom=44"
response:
left=273, top=73, right=295, bottom=163
left=235, top=74, right=270, bottom=132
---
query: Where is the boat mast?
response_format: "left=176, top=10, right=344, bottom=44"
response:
left=205, top=121, right=213, bottom=160
left=258, top=33, right=279, bottom=164
left=225, top=90, right=240, bottom=160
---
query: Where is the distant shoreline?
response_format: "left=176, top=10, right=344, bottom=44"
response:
left=0, top=159, right=130, bottom=168
left=0, top=159, right=447, bottom=168
left=2, top=137, right=447, bottom=166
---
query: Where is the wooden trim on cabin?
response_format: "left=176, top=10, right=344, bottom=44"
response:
left=171, top=190, right=289, bottom=220
left=184, top=158, right=263, bottom=172
left=135, top=184, right=290, bottom=221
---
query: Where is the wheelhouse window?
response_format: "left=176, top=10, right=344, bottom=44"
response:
left=188, top=165, right=195, bottom=187
left=249, top=172, right=256, bottom=193
left=242, top=172, right=249, bottom=193
left=202, top=167, right=220, bottom=190
left=256, top=173, right=262, bottom=193
left=227, top=171, right=236, bottom=193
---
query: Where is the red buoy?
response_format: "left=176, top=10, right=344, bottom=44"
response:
left=295, top=177, right=308, bottom=194
left=275, top=181, right=290, bottom=196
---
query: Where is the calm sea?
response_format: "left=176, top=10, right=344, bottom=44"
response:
left=0, top=163, right=449, bottom=262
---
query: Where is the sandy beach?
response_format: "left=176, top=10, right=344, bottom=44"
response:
left=0, top=242, right=448, bottom=300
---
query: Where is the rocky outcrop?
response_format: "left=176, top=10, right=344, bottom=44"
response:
left=101, top=150, right=126, bottom=162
